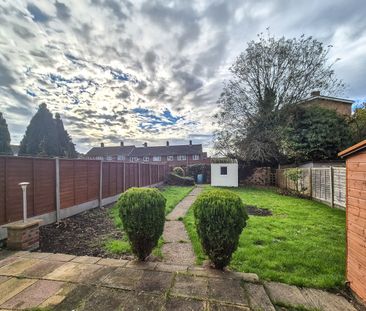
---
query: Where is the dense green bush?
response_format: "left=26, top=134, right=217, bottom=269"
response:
left=193, top=189, right=248, bottom=269
left=172, top=166, right=185, bottom=176
left=166, top=173, right=195, bottom=186
left=117, top=188, right=166, bottom=260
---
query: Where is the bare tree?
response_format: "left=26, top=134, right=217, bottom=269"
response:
left=214, top=32, right=344, bottom=164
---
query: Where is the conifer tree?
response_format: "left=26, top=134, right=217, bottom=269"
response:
left=19, top=103, right=59, bottom=156
left=0, top=112, right=13, bottom=155
left=55, top=113, right=76, bottom=158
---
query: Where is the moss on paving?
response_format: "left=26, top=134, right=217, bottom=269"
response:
left=105, top=186, right=194, bottom=258
left=184, top=186, right=346, bottom=290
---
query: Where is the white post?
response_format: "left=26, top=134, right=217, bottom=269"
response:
left=55, top=158, right=61, bottom=222
left=99, top=160, right=103, bottom=208
left=19, top=182, right=30, bottom=223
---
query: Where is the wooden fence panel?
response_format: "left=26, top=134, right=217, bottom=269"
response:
left=87, top=161, right=99, bottom=201
left=74, top=161, right=88, bottom=205
left=334, top=168, right=346, bottom=207
left=60, top=160, right=75, bottom=209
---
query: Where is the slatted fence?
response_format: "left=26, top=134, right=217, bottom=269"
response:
left=0, top=156, right=168, bottom=227
left=277, top=167, right=346, bottom=208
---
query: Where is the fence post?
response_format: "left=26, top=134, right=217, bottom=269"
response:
left=55, top=158, right=61, bottom=222
left=309, top=168, right=312, bottom=198
left=330, top=166, right=334, bottom=208
left=99, top=160, right=103, bottom=208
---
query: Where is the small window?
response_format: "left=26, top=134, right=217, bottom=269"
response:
left=167, top=155, right=174, bottom=161
left=177, top=155, right=186, bottom=161
left=192, top=154, right=200, bottom=160
left=117, top=155, right=124, bottom=161
left=220, top=166, right=228, bottom=175
left=143, top=156, right=150, bottom=162
left=153, top=156, right=161, bottom=162
left=130, top=157, right=139, bottom=162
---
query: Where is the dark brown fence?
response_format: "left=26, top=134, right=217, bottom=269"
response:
left=0, top=156, right=168, bottom=226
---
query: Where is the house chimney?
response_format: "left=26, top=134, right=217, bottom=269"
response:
left=189, top=140, right=192, bottom=145
left=143, top=142, right=147, bottom=147
left=166, top=141, right=169, bottom=146
left=311, top=91, right=320, bottom=97
left=120, top=141, right=124, bottom=147
left=101, top=142, right=104, bottom=148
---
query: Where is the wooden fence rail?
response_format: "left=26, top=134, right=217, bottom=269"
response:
left=276, top=167, right=346, bottom=208
left=0, top=156, right=168, bottom=228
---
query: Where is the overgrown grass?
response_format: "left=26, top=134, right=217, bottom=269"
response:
left=105, top=186, right=194, bottom=258
left=184, top=186, right=346, bottom=289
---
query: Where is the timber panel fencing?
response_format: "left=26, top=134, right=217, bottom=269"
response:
left=277, top=167, right=346, bottom=208
left=0, top=156, right=168, bottom=226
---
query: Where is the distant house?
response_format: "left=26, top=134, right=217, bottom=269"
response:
left=299, top=91, right=354, bottom=117
left=86, top=142, right=135, bottom=161
left=85, top=140, right=209, bottom=166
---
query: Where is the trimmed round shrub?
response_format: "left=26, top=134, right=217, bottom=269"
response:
left=172, top=166, right=185, bottom=177
left=193, top=189, right=248, bottom=269
left=117, top=187, right=166, bottom=260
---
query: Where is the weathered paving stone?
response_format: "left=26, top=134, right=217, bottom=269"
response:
left=1, top=279, right=65, bottom=309
left=126, top=260, right=158, bottom=270
left=77, top=287, right=126, bottom=311
left=71, top=255, right=101, bottom=264
left=155, top=262, right=188, bottom=273
left=0, top=255, right=19, bottom=269
left=20, top=260, right=65, bottom=278
left=135, top=270, right=173, bottom=294
left=38, top=283, right=76, bottom=308
left=208, top=277, right=249, bottom=306
left=171, top=273, right=208, bottom=299
left=0, top=258, right=41, bottom=276
left=21, top=251, right=50, bottom=259
left=300, top=288, right=358, bottom=311
left=0, top=276, right=10, bottom=285
left=52, top=285, right=95, bottom=311
left=264, top=282, right=308, bottom=307
left=44, top=262, right=110, bottom=283
left=102, top=267, right=144, bottom=290
left=0, top=250, right=14, bottom=261
left=243, top=283, right=276, bottom=311
left=97, top=258, right=129, bottom=267
left=209, top=302, right=251, bottom=311
left=118, top=291, right=165, bottom=311
left=165, top=296, right=206, bottom=311
left=46, top=253, right=76, bottom=262
left=0, top=278, right=36, bottom=305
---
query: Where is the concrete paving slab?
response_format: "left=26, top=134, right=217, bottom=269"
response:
left=126, top=260, right=158, bottom=270
left=165, top=296, right=206, bottom=310
left=155, top=262, right=188, bottom=273
left=101, top=267, right=144, bottom=290
left=209, top=302, right=251, bottom=311
left=20, top=251, right=51, bottom=259
left=97, top=258, right=129, bottom=267
left=0, top=278, right=36, bottom=305
left=52, top=285, right=95, bottom=311
left=135, top=270, right=173, bottom=294
left=171, top=273, right=208, bottom=299
left=45, top=253, right=76, bottom=262
left=243, top=283, right=276, bottom=311
left=300, top=288, right=358, bottom=311
left=44, top=262, right=108, bottom=283
left=264, top=282, right=308, bottom=307
left=19, top=260, right=64, bottom=278
left=118, top=291, right=165, bottom=311
left=0, top=256, right=21, bottom=269
left=77, top=287, right=127, bottom=311
left=0, top=258, right=41, bottom=276
left=71, top=255, right=101, bottom=264
left=0, top=276, right=10, bottom=285
left=208, top=277, right=249, bottom=306
left=39, top=283, right=76, bottom=309
left=1, top=279, right=65, bottom=309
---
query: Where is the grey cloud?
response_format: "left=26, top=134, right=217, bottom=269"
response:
left=116, top=89, right=131, bottom=99
left=174, top=71, right=203, bottom=93
left=55, top=1, right=71, bottom=21
left=12, top=24, right=35, bottom=39
left=0, top=62, right=16, bottom=86
left=144, top=50, right=158, bottom=74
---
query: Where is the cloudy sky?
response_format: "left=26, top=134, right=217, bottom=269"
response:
left=0, top=0, right=365, bottom=154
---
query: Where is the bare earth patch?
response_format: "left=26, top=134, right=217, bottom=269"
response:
left=39, top=205, right=133, bottom=260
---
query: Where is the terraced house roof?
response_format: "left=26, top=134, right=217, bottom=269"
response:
left=129, top=144, right=203, bottom=157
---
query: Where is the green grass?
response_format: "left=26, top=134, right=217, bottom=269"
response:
left=184, top=186, right=346, bottom=290
left=105, top=186, right=194, bottom=258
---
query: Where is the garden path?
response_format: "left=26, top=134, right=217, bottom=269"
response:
left=162, top=186, right=203, bottom=265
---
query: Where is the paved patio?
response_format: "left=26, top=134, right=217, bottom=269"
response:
left=0, top=250, right=357, bottom=310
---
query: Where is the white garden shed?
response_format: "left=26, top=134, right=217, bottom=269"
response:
left=211, top=159, right=238, bottom=187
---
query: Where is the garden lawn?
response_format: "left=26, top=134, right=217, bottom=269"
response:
left=184, top=187, right=346, bottom=290
left=105, top=186, right=194, bottom=257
